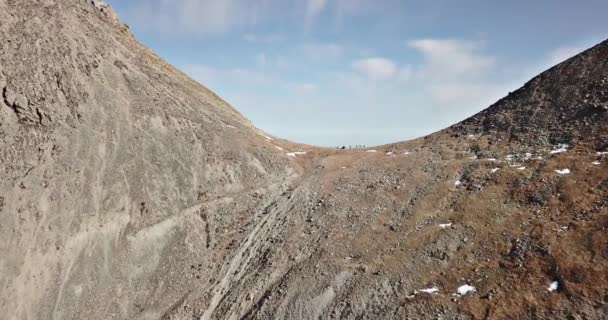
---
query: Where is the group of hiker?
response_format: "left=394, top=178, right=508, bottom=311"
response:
left=337, top=145, right=366, bottom=150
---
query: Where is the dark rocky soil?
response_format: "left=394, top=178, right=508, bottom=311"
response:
left=0, top=1, right=607, bottom=320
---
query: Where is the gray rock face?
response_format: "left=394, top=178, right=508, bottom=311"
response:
left=0, top=1, right=295, bottom=319
left=1, top=1, right=608, bottom=320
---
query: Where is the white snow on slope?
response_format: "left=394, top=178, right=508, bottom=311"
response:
left=439, top=223, right=453, bottom=229
left=592, top=161, right=601, bottom=165
left=456, top=284, right=476, bottom=296
left=548, top=281, right=559, bottom=292
left=417, top=287, right=440, bottom=294
left=366, top=150, right=377, bottom=153
left=274, top=145, right=284, bottom=151
left=287, top=151, right=307, bottom=157
left=491, top=168, right=500, bottom=173
left=550, top=144, right=569, bottom=154
left=257, top=132, right=273, bottom=141
left=555, top=169, right=571, bottom=175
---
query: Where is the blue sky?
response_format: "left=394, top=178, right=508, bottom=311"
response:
left=106, top=0, right=608, bottom=146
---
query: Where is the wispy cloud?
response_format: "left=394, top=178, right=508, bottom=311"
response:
left=124, top=0, right=373, bottom=36
left=352, top=57, right=397, bottom=81
left=305, top=0, right=328, bottom=27
left=404, top=38, right=508, bottom=109
left=126, top=0, right=254, bottom=35
left=409, top=39, right=495, bottom=81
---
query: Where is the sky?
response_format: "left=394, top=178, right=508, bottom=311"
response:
left=106, top=0, right=608, bottom=147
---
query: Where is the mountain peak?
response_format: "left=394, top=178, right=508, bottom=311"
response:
left=449, top=38, right=608, bottom=149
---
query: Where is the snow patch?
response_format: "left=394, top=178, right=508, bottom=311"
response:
left=286, top=151, right=307, bottom=157
left=548, top=281, right=559, bottom=292
left=597, top=151, right=608, bottom=156
left=454, top=180, right=462, bottom=186
left=550, top=144, right=569, bottom=154
left=439, top=223, right=453, bottom=229
left=456, top=284, right=476, bottom=296
left=366, top=150, right=377, bottom=153
left=485, top=158, right=497, bottom=162
left=417, top=287, right=439, bottom=294
left=257, top=132, right=273, bottom=140
left=491, top=168, right=500, bottom=173
left=516, top=167, right=526, bottom=170
left=274, top=145, right=284, bottom=151
left=555, top=168, right=571, bottom=175
left=386, top=152, right=394, bottom=156
left=592, top=161, right=601, bottom=165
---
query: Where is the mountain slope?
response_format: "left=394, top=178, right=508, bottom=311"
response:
left=450, top=39, right=608, bottom=148
left=1, top=1, right=607, bottom=320
left=0, top=1, right=297, bottom=319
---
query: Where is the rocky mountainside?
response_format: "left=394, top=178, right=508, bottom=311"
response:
left=1, top=1, right=607, bottom=320
left=450, top=39, right=608, bottom=149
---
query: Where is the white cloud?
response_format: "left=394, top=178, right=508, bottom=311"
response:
left=306, top=0, right=328, bottom=26
left=409, top=39, right=495, bottom=81
left=127, top=0, right=246, bottom=35
left=352, top=57, right=397, bottom=81
left=125, top=0, right=377, bottom=36
left=404, top=38, right=507, bottom=109
left=303, top=43, right=343, bottom=61
left=125, top=0, right=295, bottom=36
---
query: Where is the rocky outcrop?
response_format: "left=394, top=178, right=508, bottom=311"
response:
left=450, top=40, right=608, bottom=148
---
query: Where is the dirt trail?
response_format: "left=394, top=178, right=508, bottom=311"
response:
left=200, top=187, right=296, bottom=320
